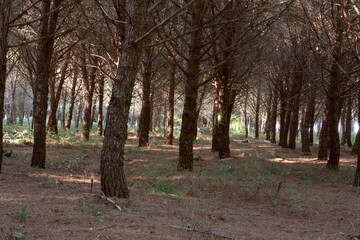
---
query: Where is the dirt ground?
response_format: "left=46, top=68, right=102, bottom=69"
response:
left=1, top=132, right=360, bottom=240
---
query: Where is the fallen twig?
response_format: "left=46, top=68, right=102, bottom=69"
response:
left=99, top=192, right=122, bottom=212
left=90, top=178, right=93, bottom=193
left=274, top=180, right=283, bottom=198
left=171, top=225, right=234, bottom=240
left=95, top=224, right=117, bottom=232
left=95, top=224, right=117, bottom=239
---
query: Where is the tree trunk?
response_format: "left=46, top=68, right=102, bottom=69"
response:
left=318, top=111, right=328, bottom=160
left=288, top=83, right=302, bottom=149
left=340, top=108, right=346, bottom=146
left=302, top=87, right=315, bottom=153
left=178, top=1, right=204, bottom=171
left=97, top=76, right=104, bottom=136
left=100, top=0, right=148, bottom=198
left=166, top=62, right=175, bottom=145
left=352, top=132, right=359, bottom=155
left=31, top=0, right=61, bottom=168
left=9, top=78, right=16, bottom=125
left=18, top=88, right=25, bottom=126
left=244, top=90, right=249, bottom=138
left=138, top=47, right=152, bottom=147
left=61, top=89, right=67, bottom=128
left=0, top=1, right=9, bottom=172
left=90, top=99, right=96, bottom=129
left=282, top=105, right=292, bottom=147
left=75, top=93, right=83, bottom=129
left=279, top=79, right=288, bottom=147
left=354, top=87, right=360, bottom=186
left=212, top=97, right=219, bottom=151
left=48, top=54, right=70, bottom=133
left=215, top=79, right=230, bottom=159
left=270, top=88, right=278, bottom=143
left=309, top=89, right=316, bottom=146
left=66, top=66, right=78, bottom=130
left=265, top=86, right=272, bottom=140
left=194, top=85, right=207, bottom=140
left=80, top=51, right=97, bottom=140
left=345, top=96, right=352, bottom=147
left=255, top=84, right=261, bottom=139
left=326, top=12, right=343, bottom=170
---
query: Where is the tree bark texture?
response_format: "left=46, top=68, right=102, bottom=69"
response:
left=302, top=86, right=315, bottom=153
left=100, top=0, right=148, bottom=198
left=255, top=84, right=261, bottom=139
left=75, top=92, right=83, bottom=129
left=80, top=51, right=97, bottom=140
left=48, top=55, right=69, bottom=133
left=61, top=89, right=67, bottom=128
left=178, top=1, right=205, bottom=170
left=318, top=112, right=328, bottom=160
left=166, top=62, right=175, bottom=145
left=354, top=87, right=360, bottom=186
left=279, top=79, right=288, bottom=147
left=0, top=0, right=10, bottom=172
left=288, top=78, right=303, bottom=149
left=97, top=76, right=104, bottom=136
left=265, top=85, right=272, bottom=141
left=138, top=47, right=153, bottom=147
left=345, top=96, right=352, bottom=147
left=66, top=66, right=78, bottom=130
left=270, top=88, right=278, bottom=144
left=326, top=9, right=344, bottom=170
left=214, top=79, right=230, bottom=159
left=31, top=0, right=61, bottom=168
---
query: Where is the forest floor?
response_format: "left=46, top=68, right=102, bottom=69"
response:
left=1, top=129, right=360, bottom=240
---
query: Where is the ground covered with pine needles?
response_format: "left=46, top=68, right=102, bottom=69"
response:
left=1, top=128, right=360, bottom=240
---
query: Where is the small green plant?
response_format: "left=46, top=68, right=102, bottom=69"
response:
left=40, top=173, right=57, bottom=185
left=127, top=146, right=141, bottom=153
left=80, top=198, right=104, bottom=217
left=14, top=206, right=32, bottom=222
left=156, top=179, right=177, bottom=194
left=265, top=162, right=280, bottom=175
left=301, top=168, right=326, bottom=184
left=2, top=231, right=26, bottom=240
left=216, top=164, right=236, bottom=176
left=302, top=152, right=312, bottom=156
left=286, top=184, right=301, bottom=202
left=334, top=232, right=345, bottom=240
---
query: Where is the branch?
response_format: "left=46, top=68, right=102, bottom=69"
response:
left=134, top=0, right=199, bottom=44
